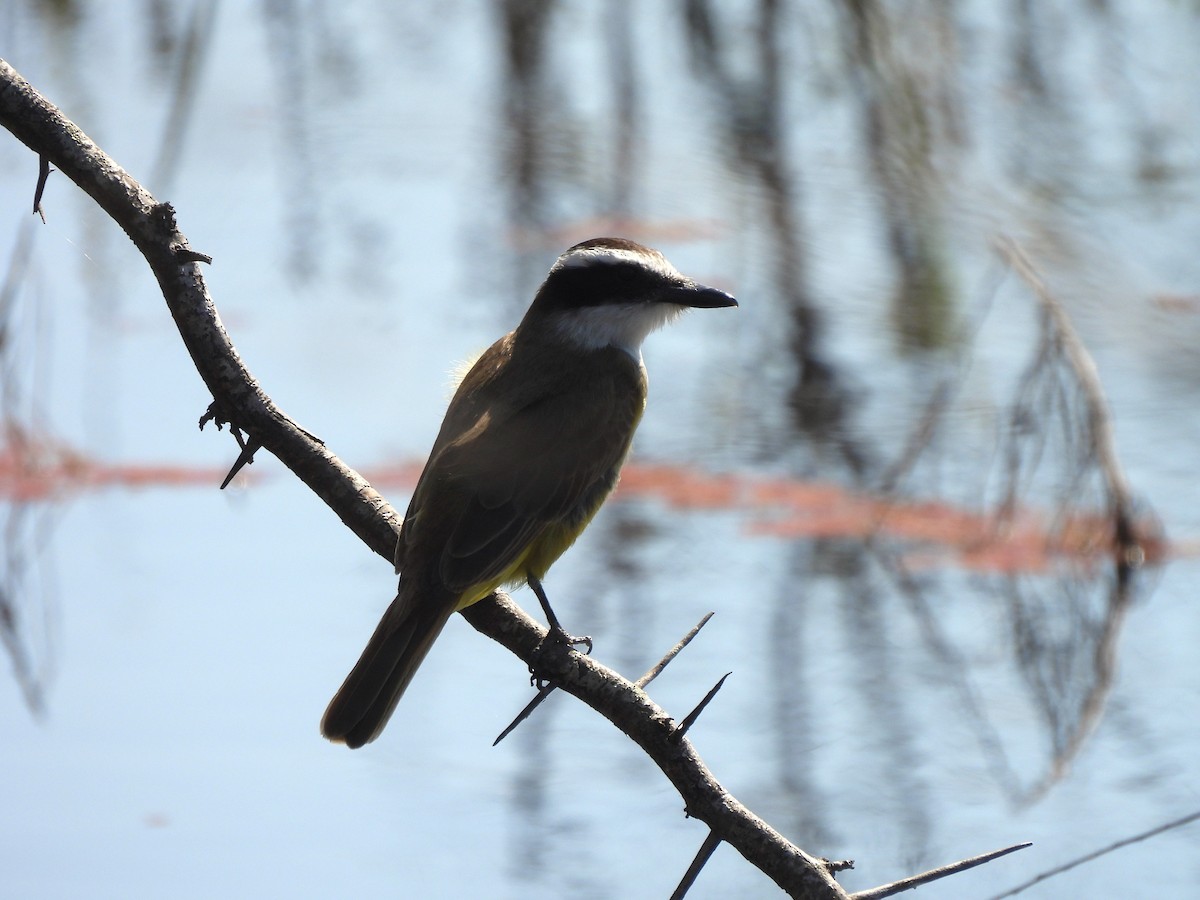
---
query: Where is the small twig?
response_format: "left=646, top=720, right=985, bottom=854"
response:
left=670, top=830, right=723, bottom=900
left=176, top=248, right=213, bottom=264
left=492, top=683, right=556, bottom=746
left=636, top=611, right=714, bottom=689
left=987, top=810, right=1200, bottom=899
left=851, top=842, right=1031, bottom=900
left=32, top=154, right=51, bottom=221
left=670, top=672, right=731, bottom=743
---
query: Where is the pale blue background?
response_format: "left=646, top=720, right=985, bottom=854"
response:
left=2, top=3, right=1199, bottom=897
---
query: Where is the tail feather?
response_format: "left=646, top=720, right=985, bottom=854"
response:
left=321, top=592, right=455, bottom=748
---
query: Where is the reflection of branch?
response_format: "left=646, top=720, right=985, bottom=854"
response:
left=2, top=209, right=52, bottom=713
left=835, top=0, right=961, bottom=355
left=683, top=0, right=871, bottom=475
left=0, top=505, right=48, bottom=714
left=872, top=482, right=1143, bottom=809
left=149, top=0, right=221, bottom=192
left=1008, top=567, right=1136, bottom=807
left=995, top=237, right=1145, bottom=566
left=984, top=238, right=1152, bottom=795
left=874, top=547, right=1024, bottom=801
left=1, top=216, right=38, bottom=413
left=877, top=369, right=956, bottom=494
left=878, top=262, right=1007, bottom=495
left=0, top=584, right=29, bottom=699
left=872, top=235, right=1151, bottom=811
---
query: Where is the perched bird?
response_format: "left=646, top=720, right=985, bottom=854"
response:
left=321, top=237, right=737, bottom=748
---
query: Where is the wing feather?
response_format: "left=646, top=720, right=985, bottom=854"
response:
left=397, top=338, right=645, bottom=596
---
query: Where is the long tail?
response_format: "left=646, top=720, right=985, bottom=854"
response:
left=321, top=591, right=456, bottom=749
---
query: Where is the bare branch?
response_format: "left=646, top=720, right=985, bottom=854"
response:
left=461, top=596, right=849, bottom=898
left=0, top=56, right=399, bottom=561
left=496, top=610, right=716, bottom=745
left=987, top=811, right=1200, bottom=899
left=851, top=842, right=1032, bottom=900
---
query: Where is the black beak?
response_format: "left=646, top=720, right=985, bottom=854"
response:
left=666, top=281, right=738, bottom=309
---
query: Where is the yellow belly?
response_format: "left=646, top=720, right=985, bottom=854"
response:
left=453, top=500, right=608, bottom=611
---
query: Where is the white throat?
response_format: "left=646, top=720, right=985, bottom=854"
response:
left=550, top=302, right=684, bottom=360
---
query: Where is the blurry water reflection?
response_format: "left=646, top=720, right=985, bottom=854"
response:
left=2, top=1, right=1199, bottom=897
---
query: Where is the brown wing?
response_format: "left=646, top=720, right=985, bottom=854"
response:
left=396, top=336, right=646, bottom=596
left=325, top=336, right=645, bottom=747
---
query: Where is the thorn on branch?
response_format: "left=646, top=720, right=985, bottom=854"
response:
left=199, top=401, right=261, bottom=489
left=850, top=841, right=1032, bottom=900
left=670, top=830, right=722, bottom=900
left=492, top=683, right=556, bottom=746
left=149, top=201, right=212, bottom=264
left=497, top=612, right=715, bottom=745
left=176, top=247, right=213, bottom=265
left=670, top=672, right=731, bottom=744
left=636, top=611, right=714, bottom=690
left=822, top=857, right=855, bottom=874
left=33, top=155, right=52, bottom=221
left=219, top=436, right=262, bottom=489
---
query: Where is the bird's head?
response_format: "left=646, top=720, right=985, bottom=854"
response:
left=522, top=237, right=737, bottom=357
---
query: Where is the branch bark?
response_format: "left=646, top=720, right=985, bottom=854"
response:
left=0, top=57, right=396, bottom=559
left=0, top=55, right=1023, bottom=898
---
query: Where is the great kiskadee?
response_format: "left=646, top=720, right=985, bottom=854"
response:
left=321, top=237, right=737, bottom=748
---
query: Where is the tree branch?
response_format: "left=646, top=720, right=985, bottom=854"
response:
left=851, top=842, right=1031, bottom=899
left=0, top=55, right=1023, bottom=898
left=987, top=812, right=1200, bottom=899
left=0, top=56, right=397, bottom=560
left=459, top=595, right=847, bottom=897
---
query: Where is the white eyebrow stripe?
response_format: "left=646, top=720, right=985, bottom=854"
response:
left=554, top=246, right=681, bottom=279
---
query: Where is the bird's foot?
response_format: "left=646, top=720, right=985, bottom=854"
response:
left=529, top=624, right=593, bottom=688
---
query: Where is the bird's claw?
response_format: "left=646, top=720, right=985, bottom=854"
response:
left=529, top=625, right=593, bottom=687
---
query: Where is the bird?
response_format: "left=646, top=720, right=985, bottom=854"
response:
left=321, top=237, right=737, bottom=748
